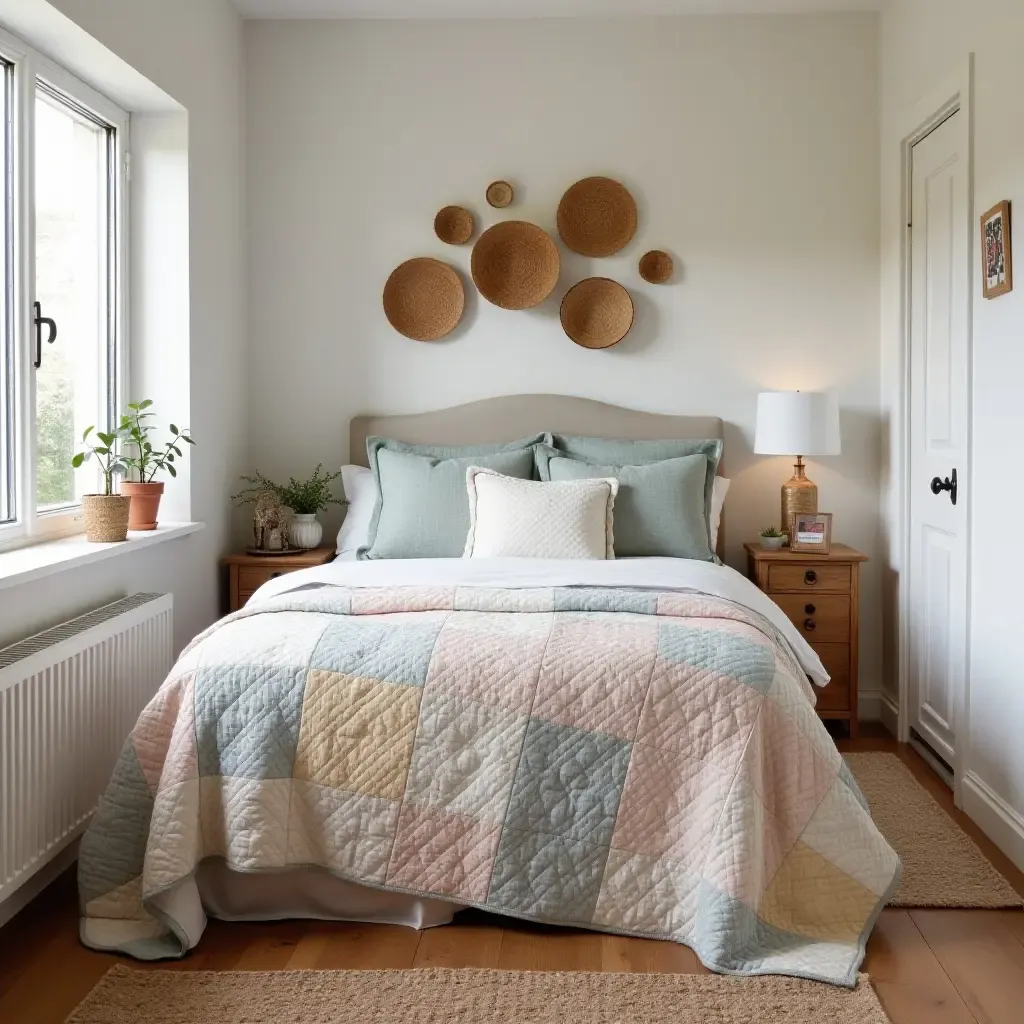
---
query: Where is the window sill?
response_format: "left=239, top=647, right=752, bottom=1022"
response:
left=0, top=522, right=205, bottom=592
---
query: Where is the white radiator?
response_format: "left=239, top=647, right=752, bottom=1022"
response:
left=0, top=593, right=173, bottom=916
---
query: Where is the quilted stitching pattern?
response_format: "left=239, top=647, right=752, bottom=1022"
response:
left=79, top=585, right=899, bottom=986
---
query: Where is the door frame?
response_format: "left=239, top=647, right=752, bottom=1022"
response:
left=896, top=56, right=974, bottom=807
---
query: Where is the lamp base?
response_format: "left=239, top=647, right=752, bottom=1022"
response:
left=781, top=456, right=818, bottom=535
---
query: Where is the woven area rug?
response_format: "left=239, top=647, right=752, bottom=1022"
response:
left=67, top=966, right=890, bottom=1024
left=845, top=752, right=1022, bottom=908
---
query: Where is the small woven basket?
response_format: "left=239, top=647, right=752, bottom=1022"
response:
left=83, top=494, right=132, bottom=543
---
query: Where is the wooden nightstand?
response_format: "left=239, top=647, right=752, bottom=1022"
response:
left=744, top=542, right=868, bottom=737
left=221, top=547, right=336, bottom=613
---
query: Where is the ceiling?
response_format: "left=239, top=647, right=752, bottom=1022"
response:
left=233, top=0, right=883, bottom=19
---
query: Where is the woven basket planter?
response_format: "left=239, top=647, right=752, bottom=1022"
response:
left=83, top=494, right=132, bottom=543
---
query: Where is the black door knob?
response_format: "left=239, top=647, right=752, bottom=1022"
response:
left=930, top=468, right=958, bottom=505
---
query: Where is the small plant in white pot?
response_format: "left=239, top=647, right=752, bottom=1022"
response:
left=72, top=426, right=131, bottom=543
left=759, top=525, right=787, bottom=551
left=234, top=465, right=344, bottom=550
left=119, top=400, right=195, bottom=531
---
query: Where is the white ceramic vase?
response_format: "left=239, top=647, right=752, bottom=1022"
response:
left=289, top=513, right=323, bottom=550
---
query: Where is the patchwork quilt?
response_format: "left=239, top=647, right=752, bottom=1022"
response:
left=78, top=586, right=899, bottom=985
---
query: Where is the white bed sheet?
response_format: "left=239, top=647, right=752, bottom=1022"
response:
left=251, top=555, right=829, bottom=686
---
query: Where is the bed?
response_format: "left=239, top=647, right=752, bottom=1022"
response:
left=78, top=396, right=899, bottom=986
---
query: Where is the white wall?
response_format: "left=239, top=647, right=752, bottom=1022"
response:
left=0, top=0, right=247, bottom=655
left=880, top=0, right=1024, bottom=862
left=246, top=13, right=885, bottom=703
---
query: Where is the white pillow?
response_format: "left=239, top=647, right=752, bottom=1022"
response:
left=336, top=465, right=376, bottom=558
left=464, top=467, right=618, bottom=560
left=710, top=476, right=731, bottom=552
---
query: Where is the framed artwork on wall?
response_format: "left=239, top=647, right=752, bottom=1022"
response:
left=981, top=200, right=1013, bottom=299
left=789, top=512, right=833, bottom=554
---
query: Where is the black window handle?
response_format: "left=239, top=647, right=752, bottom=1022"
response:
left=33, top=301, right=57, bottom=369
left=930, top=468, right=957, bottom=506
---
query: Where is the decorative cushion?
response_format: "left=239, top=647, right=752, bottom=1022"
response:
left=536, top=446, right=714, bottom=561
left=710, top=476, right=731, bottom=553
left=336, top=465, right=375, bottom=559
left=464, top=467, right=618, bottom=560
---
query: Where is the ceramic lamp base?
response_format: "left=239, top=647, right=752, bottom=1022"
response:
left=781, top=457, right=818, bottom=533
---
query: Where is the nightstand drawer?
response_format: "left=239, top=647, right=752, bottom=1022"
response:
left=237, top=591, right=256, bottom=609
left=773, top=594, right=851, bottom=642
left=766, top=563, right=851, bottom=593
left=237, top=565, right=293, bottom=592
left=812, top=642, right=851, bottom=711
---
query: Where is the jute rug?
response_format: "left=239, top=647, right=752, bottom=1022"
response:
left=67, top=966, right=891, bottom=1024
left=845, top=752, right=1022, bottom=908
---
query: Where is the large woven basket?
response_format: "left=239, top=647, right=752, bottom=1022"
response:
left=383, top=258, right=465, bottom=341
left=557, top=176, right=638, bottom=257
left=83, top=494, right=131, bottom=543
left=471, top=221, right=560, bottom=310
left=560, top=277, right=635, bottom=349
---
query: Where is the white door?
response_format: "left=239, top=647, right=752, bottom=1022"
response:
left=907, top=111, right=970, bottom=770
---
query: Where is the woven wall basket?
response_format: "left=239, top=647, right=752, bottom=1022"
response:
left=471, top=221, right=561, bottom=310
left=560, top=277, right=635, bottom=349
left=486, top=180, right=514, bottom=208
left=639, top=249, right=674, bottom=284
left=557, top=176, right=638, bottom=258
left=383, top=258, right=465, bottom=341
left=434, top=205, right=474, bottom=245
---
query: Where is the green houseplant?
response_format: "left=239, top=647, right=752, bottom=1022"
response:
left=233, top=465, right=343, bottom=550
left=119, top=400, right=195, bottom=531
left=72, top=425, right=131, bottom=543
left=759, top=525, right=786, bottom=551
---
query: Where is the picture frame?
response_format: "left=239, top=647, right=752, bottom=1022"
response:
left=981, top=200, right=1013, bottom=299
left=789, top=512, right=833, bottom=554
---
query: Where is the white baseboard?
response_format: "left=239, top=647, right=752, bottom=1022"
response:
left=858, top=690, right=882, bottom=721
left=0, top=839, right=79, bottom=929
left=962, top=771, right=1024, bottom=873
left=879, top=691, right=900, bottom=738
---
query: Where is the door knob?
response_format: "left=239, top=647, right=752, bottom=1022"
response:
left=930, top=468, right=958, bottom=506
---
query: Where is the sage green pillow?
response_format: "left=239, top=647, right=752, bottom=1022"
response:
left=360, top=435, right=548, bottom=559
left=537, top=445, right=715, bottom=561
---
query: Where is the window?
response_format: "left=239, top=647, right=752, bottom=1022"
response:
left=0, top=28, right=128, bottom=550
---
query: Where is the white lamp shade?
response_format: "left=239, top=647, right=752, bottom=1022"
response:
left=754, top=391, right=841, bottom=456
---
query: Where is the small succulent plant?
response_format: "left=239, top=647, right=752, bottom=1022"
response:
left=760, top=525, right=784, bottom=538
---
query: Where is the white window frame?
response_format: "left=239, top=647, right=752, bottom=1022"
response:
left=0, top=26, right=129, bottom=553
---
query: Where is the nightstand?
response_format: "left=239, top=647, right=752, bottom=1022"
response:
left=744, top=542, right=868, bottom=737
left=221, top=547, right=336, bottom=613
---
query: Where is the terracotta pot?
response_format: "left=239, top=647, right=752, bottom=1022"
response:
left=82, top=494, right=131, bottom=543
left=121, top=481, right=165, bottom=531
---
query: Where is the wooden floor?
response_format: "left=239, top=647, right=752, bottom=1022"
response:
left=2, top=728, right=1023, bottom=1024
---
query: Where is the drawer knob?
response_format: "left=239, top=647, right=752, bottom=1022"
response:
left=803, top=618, right=817, bottom=632
left=271, top=571, right=284, bottom=579
left=804, top=570, right=818, bottom=586
left=805, top=603, right=816, bottom=615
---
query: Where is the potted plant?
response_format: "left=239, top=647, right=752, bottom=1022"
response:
left=119, top=400, right=195, bottom=531
left=233, top=465, right=344, bottom=550
left=72, top=426, right=131, bottom=543
left=759, top=525, right=787, bottom=551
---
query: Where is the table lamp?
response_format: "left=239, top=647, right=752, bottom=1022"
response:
left=754, top=391, right=840, bottom=533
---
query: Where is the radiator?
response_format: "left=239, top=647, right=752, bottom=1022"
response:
left=0, top=593, right=173, bottom=911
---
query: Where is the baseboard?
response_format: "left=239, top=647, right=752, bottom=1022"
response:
left=879, top=691, right=900, bottom=738
left=858, top=690, right=882, bottom=722
left=0, top=839, right=79, bottom=929
left=962, top=771, right=1024, bottom=873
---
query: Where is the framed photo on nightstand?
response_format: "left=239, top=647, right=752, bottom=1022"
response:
left=789, top=512, right=833, bottom=554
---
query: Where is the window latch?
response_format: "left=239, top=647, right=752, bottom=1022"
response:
left=33, top=300, right=57, bottom=369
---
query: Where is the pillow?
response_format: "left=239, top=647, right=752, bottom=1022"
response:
left=336, top=465, right=376, bottom=559
left=537, top=446, right=714, bottom=561
left=549, top=434, right=723, bottom=529
left=464, top=467, right=618, bottom=560
left=360, top=437, right=546, bottom=559
left=710, top=476, right=730, bottom=553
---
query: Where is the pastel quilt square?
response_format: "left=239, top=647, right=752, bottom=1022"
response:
left=488, top=827, right=610, bottom=922
left=294, top=671, right=421, bottom=801
left=505, top=718, right=631, bottom=847
left=404, top=689, right=528, bottom=821
left=424, top=613, right=551, bottom=714
left=554, top=589, right=659, bottom=615
left=144, top=777, right=200, bottom=891
left=657, top=622, right=775, bottom=695
left=387, top=803, right=502, bottom=902
left=287, top=780, right=399, bottom=882
left=455, top=588, right=555, bottom=612
left=531, top=615, right=658, bottom=741
left=197, top=612, right=330, bottom=671
left=593, top=848, right=700, bottom=938
left=350, top=586, right=454, bottom=615
left=132, top=673, right=195, bottom=794
left=194, top=663, right=308, bottom=780
left=610, top=745, right=731, bottom=872
left=198, top=776, right=291, bottom=870
left=309, top=616, right=443, bottom=687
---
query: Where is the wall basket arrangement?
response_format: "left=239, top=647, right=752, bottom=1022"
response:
left=434, top=205, right=475, bottom=245
left=557, top=176, right=638, bottom=257
left=486, top=180, right=514, bottom=208
left=639, top=250, right=674, bottom=284
left=560, top=277, right=634, bottom=349
left=383, top=257, right=465, bottom=341
left=471, top=220, right=561, bottom=310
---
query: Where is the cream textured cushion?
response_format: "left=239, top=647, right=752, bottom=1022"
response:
left=464, top=467, right=618, bottom=559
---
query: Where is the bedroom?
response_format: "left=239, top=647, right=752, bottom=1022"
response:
left=0, top=0, right=1022, bottom=1021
